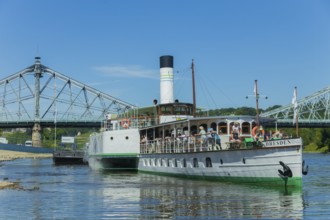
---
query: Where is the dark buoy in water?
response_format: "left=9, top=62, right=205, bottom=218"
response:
left=302, top=160, right=309, bottom=175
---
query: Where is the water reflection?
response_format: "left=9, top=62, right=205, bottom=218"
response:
left=0, top=159, right=305, bottom=219
left=93, top=171, right=304, bottom=219
left=137, top=174, right=304, bottom=219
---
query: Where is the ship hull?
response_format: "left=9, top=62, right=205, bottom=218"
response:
left=138, top=144, right=303, bottom=187
left=87, top=128, right=140, bottom=170
left=88, top=155, right=139, bottom=170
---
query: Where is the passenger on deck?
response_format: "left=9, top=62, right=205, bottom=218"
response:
left=253, top=126, right=264, bottom=141
left=211, top=130, right=221, bottom=148
left=272, top=129, right=283, bottom=139
left=231, top=122, right=241, bottom=143
left=196, top=126, right=206, bottom=145
left=264, top=129, right=271, bottom=141
left=188, top=134, right=195, bottom=147
left=179, top=133, right=187, bottom=142
left=207, top=128, right=213, bottom=140
left=140, top=135, right=147, bottom=144
left=177, top=132, right=182, bottom=140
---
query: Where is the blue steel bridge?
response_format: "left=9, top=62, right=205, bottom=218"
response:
left=0, top=57, right=135, bottom=129
left=260, top=86, right=330, bottom=128
left=0, top=57, right=329, bottom=130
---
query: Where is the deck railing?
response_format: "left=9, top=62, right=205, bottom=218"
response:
left=140, top=136, right=222, bottom=154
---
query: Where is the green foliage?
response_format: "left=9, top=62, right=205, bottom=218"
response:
left=208, top=107, right=256, bottom=116
left=0, top=127, right=96, bottom=149
left=305, top=143, right=329, bottom=153
left=304, top=143, right=319, bottom=152
left=235, top=107, right=256, bottom=116
left=264, top=105, right=282, bottom=112
left=314, top=129, right=324, bottom=148
left=4, top=132, right=30, bottom=145
left=207, top=105, right=283, bottom=116
left=40, top=128, right=95, bottom=148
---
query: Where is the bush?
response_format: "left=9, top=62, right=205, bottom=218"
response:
left=304, top=143, right=329, bottom=153
left=304, top=143, right=319, bottom=152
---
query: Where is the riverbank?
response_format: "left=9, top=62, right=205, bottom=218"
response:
left=0, top=150, right=52, bottom=190
left=0, top=149, right=52, bottom=162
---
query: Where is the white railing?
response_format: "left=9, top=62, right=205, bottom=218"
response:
left=140, top=136, right=222, bottom=154
left=102, top=118, right=156, bottom=131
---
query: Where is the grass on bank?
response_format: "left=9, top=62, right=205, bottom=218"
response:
left=304, top=143, right=329, bottom=153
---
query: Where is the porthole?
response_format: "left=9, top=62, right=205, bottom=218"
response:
left=193, top=158, right=199, bottom=168
left=125, top=136, right=129, bottom=140
left=183, top=158, right=187, bottom=168
left=110, top=137, right=113, bottom=140
left=206, top=157, right=212, bottom=167
left=174, top=159, right=177, bottom=167
left=220, top=159, right=223, bottom=165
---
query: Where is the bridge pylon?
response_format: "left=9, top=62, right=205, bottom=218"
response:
left=32, top=122, right=42, bottom=147
left=32, top=57, right=42, bottom=146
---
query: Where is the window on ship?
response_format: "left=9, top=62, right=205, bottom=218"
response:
left=211, top=122, right=217, bottom=132
left=242, top=122, right=250, bottom=135
left=160, top=106, right=172, bottom=115
left=206, top=157, right=212, bottom=168
left=182, top=158, right=187, bottom=168
left=193, top=158, right=199, bottom=168
left=218, top=122, right=227, bottom=134
left=174, top=158, right=178, bottom=167
left=174, top=106, right=186, bottom=115
left=190, top=125, right=198, bottom=136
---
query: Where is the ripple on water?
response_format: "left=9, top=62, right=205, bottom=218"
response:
left=0, top=154, right=329, bottom=219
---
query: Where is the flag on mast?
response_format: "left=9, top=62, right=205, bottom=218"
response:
left=292, top=87, right=298, bottom=125
left=253, top=80, right=257, bottom=96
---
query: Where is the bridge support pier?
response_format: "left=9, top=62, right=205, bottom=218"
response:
left=32, top=122, right=42, bottom=147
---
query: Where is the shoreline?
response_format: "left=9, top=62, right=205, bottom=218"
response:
left=0, top=149, right=52, bottom=162
left=0, top=149, right=52, bottom=190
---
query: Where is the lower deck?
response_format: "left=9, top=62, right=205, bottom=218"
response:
left=138, top=144, right=304, bottom=187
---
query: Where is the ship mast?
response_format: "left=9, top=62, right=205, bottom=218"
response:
left=293, top=86, right=299, bottom=137
left=254, top=80, right=260, bottom=126
left=191, top=59, right=196, bottom=117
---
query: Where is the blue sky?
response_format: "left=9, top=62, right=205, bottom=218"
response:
left=1, top=0, right=330, bottom=111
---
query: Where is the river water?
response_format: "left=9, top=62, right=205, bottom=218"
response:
left=0, top=153, right=328, bottom=219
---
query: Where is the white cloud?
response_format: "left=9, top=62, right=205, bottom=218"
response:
left=93, top=65, right=158, bottom=79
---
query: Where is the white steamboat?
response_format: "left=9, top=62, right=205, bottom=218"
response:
left=87, top=55, right=308, bottom=187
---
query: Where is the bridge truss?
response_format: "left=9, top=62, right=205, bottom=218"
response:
left=0, top=57, right=135, bottom=127
left=261, top=86, right=330, bottom=127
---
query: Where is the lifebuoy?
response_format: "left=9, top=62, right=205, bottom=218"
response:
left=120, top=119, right=130, bottom=129
left=252, top=126, right=265, bottom=137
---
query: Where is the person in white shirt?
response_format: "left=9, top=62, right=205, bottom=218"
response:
left=231, top=122, right=241, bottom=142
